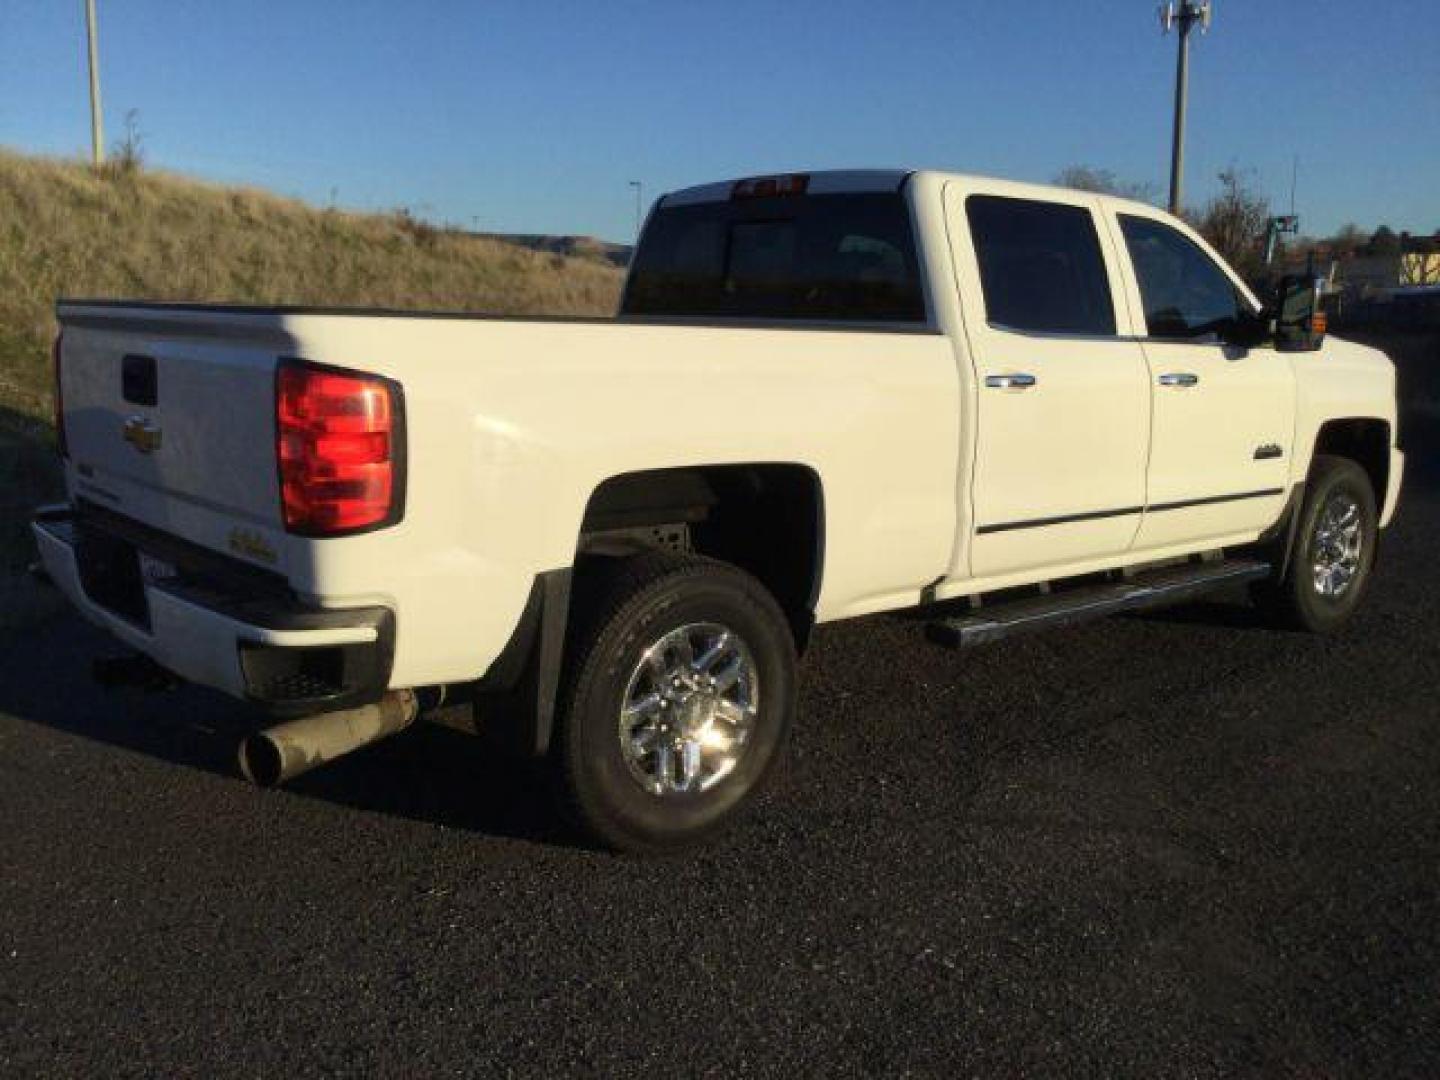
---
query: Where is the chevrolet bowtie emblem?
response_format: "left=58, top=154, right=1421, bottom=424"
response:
left=122, top=415, right=162, bottom=454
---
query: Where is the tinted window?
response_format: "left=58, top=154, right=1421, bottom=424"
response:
left=1120, top=215, right=1249, bottom=338
left=622, top=193, right=926, bottom=322
left=966, top=195, right=1116, bottom=335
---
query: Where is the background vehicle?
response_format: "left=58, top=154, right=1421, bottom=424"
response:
left=33, top=169, right=1403, bottom=851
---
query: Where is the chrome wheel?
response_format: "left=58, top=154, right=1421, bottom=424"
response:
left=1311, top=491, right=1363, bottom=598
left=618, top=622, right=759, bottom=797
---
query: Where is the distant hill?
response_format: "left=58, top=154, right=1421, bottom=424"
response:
left=484, top=233, right=633, bottom=269
left=0, top=147, right=626, bottom=575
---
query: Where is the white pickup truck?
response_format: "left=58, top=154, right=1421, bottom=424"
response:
left=34, top=169, right=1403, bottom=851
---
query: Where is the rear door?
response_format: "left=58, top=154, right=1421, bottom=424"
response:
left=1106, top=210, right=1295, bottom=551
left=946, top=185, right=1151, bottom=579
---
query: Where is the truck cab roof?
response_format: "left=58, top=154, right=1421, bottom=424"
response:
left=659, top=168, right=1163, bottom=220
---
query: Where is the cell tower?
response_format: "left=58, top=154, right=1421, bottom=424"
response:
left=1159, top=1, right=1213, bottom=214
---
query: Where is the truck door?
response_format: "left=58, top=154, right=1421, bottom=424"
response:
left=946, top=186, right=1151, bottom=578
left=1108, top=210, right=1295, bottom=551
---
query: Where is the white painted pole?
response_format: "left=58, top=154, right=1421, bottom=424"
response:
left=85, top=0, right=104, bottom=166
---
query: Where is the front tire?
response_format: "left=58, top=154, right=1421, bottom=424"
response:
left=1252, top=454, right=1378, bottom=633
left=556, top=554, right=797, bottom=854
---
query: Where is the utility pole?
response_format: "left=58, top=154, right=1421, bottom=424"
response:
left=628, top=180, right=643, bottom=242
left=1159, top=1, right=1211, bottom=215
left=85, top=0, right=104, bottom=167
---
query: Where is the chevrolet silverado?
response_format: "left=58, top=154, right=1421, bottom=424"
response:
left=33, top=169, right=1404, bottom=851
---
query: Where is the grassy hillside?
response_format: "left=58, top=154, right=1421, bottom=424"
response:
left=0, top=148, right=625, bottom=586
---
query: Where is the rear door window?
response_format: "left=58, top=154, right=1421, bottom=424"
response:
left=965, top=195, right=1117, bottom=336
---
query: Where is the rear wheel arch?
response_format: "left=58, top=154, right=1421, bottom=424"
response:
left=577, top=463, right=825, bottom=650
left=472, top=464, right=823, bottom=760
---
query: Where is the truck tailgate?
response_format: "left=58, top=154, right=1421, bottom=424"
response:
left=57, top=303, right=294, bottom=559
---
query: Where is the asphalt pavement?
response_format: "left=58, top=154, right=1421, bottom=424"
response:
left=2, top=439, right=1437, bottom=1077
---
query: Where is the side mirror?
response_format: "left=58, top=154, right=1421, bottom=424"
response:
left=1272, top=274, right=1328, bottom=353
left=1222, top=308, right=1271, bottom=348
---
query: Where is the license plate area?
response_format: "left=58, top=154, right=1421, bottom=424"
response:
left=75, top=528, right=151, bottom=630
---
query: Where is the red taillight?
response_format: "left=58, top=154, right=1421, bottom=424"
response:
left=276, top=360, right=404, bottom=536
left=52, top=331, right=67, bottom=458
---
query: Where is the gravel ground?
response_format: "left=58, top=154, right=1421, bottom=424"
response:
left=2, top=444, right=1437, bottom=1077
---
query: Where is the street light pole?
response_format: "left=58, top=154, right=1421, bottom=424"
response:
left=628, top=180, right=643, bottom=242
left=85, top=0, right=104, bottom=167
left=1160, top=1, right=1211, bottom=215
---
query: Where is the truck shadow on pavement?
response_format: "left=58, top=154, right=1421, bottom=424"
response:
left=0, top=616, right=581, bottom=848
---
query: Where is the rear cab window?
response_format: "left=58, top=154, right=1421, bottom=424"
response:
left=622, top=191, right=927, bottom=324
left=965, top=195, right=1117, bottom=336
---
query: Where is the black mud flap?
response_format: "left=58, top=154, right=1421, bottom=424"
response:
left=471, top=568, right=572, bottom=757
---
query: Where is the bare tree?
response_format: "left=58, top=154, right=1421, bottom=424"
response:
left=1054, top=165, right=1158, bottom=204
left=1368, top=225, right=1401, bottom=256
left=1195, top=167, right=1270, bottom=282
left=106, top=108, right=145, bottom=178
left=1333, top=223, right=1369, bottom=254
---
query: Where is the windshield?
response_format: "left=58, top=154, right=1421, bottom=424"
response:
left=622, top=192, right=927, bottom=323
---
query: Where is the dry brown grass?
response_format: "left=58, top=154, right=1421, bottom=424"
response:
left=0, top=148, right=622, bottom=417
left=0, top=147, right=624, bottom=579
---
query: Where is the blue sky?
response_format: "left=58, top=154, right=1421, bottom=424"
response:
left=3, top=1, right=1437, bottom=242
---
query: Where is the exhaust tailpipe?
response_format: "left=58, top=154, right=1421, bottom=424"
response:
left=239, top=690, right=418, bottom=787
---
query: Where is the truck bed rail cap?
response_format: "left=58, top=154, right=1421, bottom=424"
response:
left=660, top=169, right=912, bottom=207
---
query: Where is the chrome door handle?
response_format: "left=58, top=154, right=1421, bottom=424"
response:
left=1158, top=372, right=1199, bottom=387
left=985, top=373, right=1037, bottom=390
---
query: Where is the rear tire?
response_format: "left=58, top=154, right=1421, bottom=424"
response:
left=1252, top=454, right=1377, bottom=633
left=555, top=553, right=797, bottom=854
